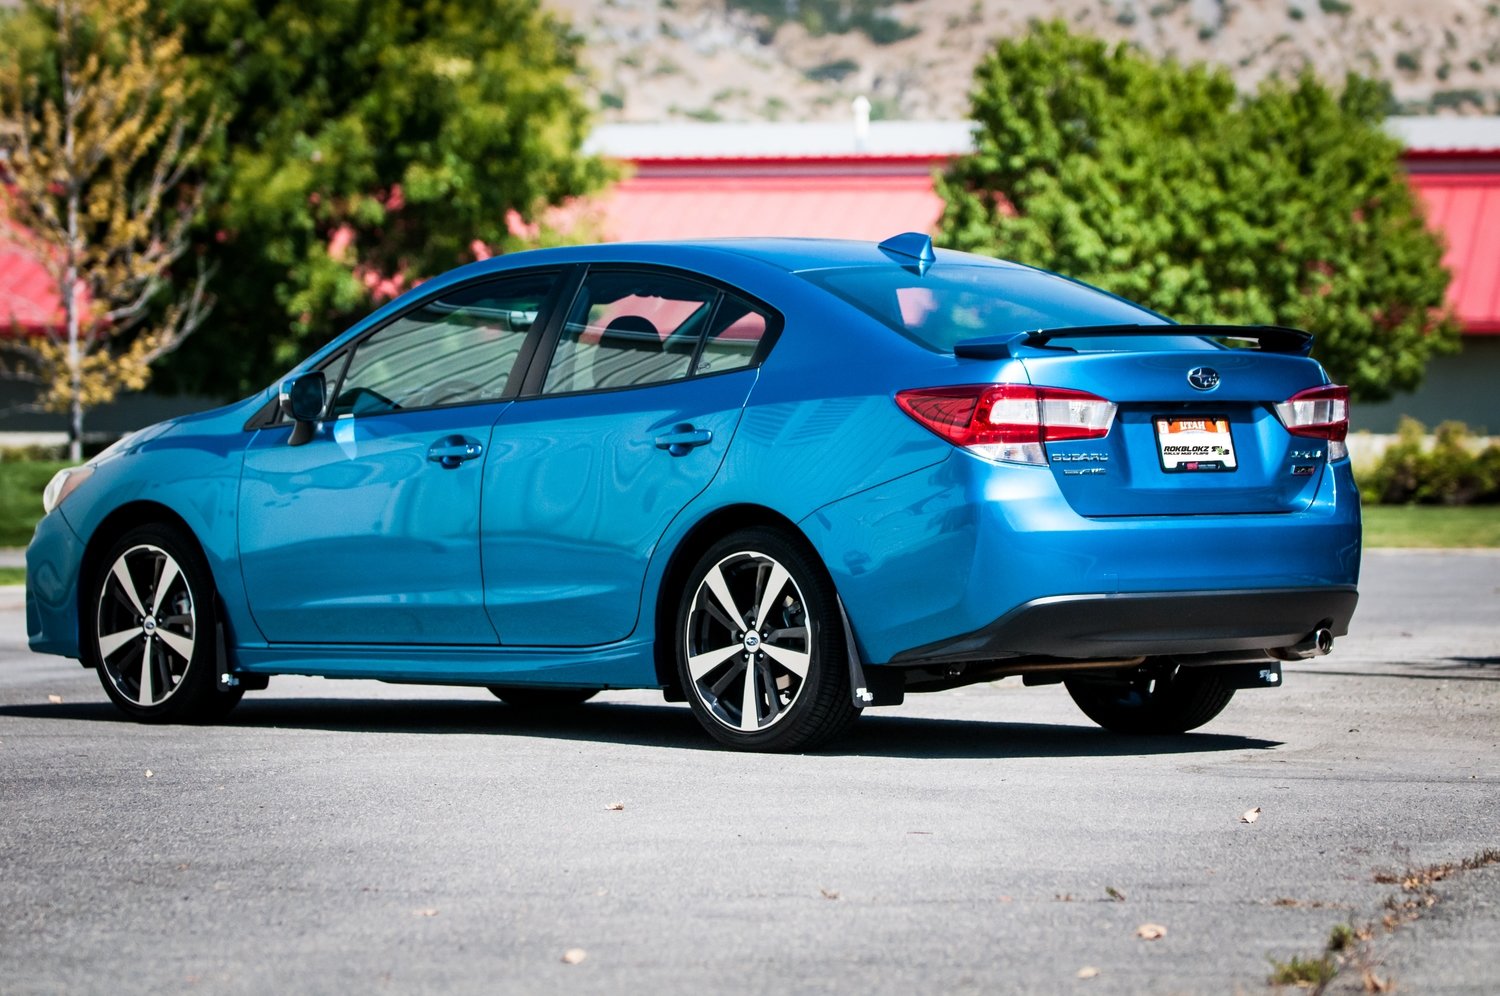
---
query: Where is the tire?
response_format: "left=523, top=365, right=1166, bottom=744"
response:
left=487, top=686, right=598, bottom=709
left=675, top=527, right=859, bottom=752
left=1065, top=667, right=1235, bottom=735
left=82, top=523, right=242, bottom=723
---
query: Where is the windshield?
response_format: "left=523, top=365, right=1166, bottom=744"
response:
left=799, top=264, right=1187, bottom=353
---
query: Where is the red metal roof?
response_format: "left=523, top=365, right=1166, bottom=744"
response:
left=1409, top=173, right=1500, bottom=335
left=0, top=221, right=63, bottom=336
left=596, top=174, right=945, bottom=243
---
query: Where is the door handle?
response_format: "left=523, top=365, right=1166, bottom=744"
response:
left=427, top=435, right=484, bottom=469
left=654, top=424, right=713, bottom=457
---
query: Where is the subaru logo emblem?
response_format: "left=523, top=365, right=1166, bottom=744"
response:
left=1187, top=366, right=1220, bottom=391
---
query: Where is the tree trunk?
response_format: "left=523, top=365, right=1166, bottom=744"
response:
left=61, top=3, right=82, bottom=464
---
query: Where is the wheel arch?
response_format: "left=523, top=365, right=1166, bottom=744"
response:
left=650, top=503, right=825, bottom=698
left=77, top=501, right=218, bottom=649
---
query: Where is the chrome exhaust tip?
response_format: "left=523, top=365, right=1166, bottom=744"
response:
left=1269, top=628, right=1333, bottom=661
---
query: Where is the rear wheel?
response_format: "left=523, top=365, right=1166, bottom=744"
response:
left=487, top=686, right=597, bottom=709
left=84, top=524, right=241, bottom=723
left=1065, top=667, right=1234, bottom=735
left=675, top=528, right=858, bottom=752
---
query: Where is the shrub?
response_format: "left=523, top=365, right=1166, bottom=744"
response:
left=804, top=58, right=860, bottom=82
left=1361, top=417, right=1500, bottom=505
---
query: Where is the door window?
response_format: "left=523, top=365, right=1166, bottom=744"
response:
left=542, top=270, right=720, bottom=395
left=332, top=272, right=557, bottom=417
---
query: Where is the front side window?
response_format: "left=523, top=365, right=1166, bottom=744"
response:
left=332, top=272, right=556, bottom=417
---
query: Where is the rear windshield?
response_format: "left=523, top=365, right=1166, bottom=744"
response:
left=799, top=264, right=1207, bottom=354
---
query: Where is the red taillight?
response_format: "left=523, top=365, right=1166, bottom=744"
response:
left=895, top=384, right=1117, bottom=465
left=1275, top=385, right=1349, bottom=441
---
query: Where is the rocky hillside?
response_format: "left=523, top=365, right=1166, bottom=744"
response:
left=545, top=0, right=1500, bottom=122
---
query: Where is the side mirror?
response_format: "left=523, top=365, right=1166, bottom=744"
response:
left=279, top=372, right=326, bottom=447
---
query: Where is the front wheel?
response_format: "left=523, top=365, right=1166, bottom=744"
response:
left=83, top=524, right=241, bottom=723
left=675, top=528, right=858, bottom=752
left=1065, top=667, right=1235, bottom=735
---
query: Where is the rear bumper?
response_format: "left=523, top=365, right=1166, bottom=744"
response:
left=890, top=586, right=1358, bottom=665
left=803, top=453, right=1361, bottom=665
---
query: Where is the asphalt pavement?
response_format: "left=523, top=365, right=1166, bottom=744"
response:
left=1, top=550, right=1496, bottom=994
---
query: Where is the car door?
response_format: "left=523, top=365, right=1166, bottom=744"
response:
left=239, top=270, right=562, bottom=644
left=482, top=267, right=775, bottom=646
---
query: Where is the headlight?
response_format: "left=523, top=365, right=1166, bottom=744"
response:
left=42, top=465, right=94, bottom=514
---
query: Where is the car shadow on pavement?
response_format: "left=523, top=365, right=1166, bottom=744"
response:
left=1305, top=657, right=1500, bottom=681
left=0, top=698, right=1280, bottom=759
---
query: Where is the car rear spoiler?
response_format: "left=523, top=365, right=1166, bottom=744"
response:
left=953, top=324, right=1315, bottom=359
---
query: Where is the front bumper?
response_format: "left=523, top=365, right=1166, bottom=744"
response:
left=26, top=509, right=84, bottom=658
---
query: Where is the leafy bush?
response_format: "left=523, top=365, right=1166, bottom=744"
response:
left=1361, top=418, right=1500, bottom=505
left=0, top=460, right=70, bottom=547
left=937, top=22, right=1460, bottom=404
left=727, top=0, right=917, bottom=44
left=805, top=59, right=860, bottom=82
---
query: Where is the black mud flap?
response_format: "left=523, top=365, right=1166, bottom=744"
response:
left=215, top=622, right=269, bottom=693
left=838, top=596, right=904, bottom=708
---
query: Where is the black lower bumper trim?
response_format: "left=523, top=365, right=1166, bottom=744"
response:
left=889, top=586, right=1358, bottom=666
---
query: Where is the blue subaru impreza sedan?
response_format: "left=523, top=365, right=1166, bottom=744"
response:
left=26, top=234, right=1360, bottom=751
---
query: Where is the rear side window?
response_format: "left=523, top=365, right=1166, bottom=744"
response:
left=542, top=270, right=772, bottom=394
left=799, top=264, right=1175, bottom=353
left=696, top=293, right=769, bottom=375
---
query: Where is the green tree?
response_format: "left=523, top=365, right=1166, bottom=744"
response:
left=937, top=21, right=1459, bottom=402
left=156, top=0, right=612, bottom=398
left=0, top=0, right=216, bottom=460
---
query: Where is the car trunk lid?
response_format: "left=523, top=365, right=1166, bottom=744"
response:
left=1015, top=346, right=1334, bottom=516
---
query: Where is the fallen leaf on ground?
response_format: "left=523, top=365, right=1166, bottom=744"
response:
left=1240, top=807, right=1261, bottom=824
left=1362, top=968, right=1391, bottom=992
left=1105, top=886, right=1126, bottom=901
left=561, top=948, right=587, bottom=965
left=604, top=802, right=624, bottom=811
left=47, top=694, right=62, bottom=704
left=413, top=908, right=439, bottom=917
left=1136, top=923, right=1167, bottom=941
left=1077, top=966, right=1100, bottom=980
left=820, top=888, right=840, bottom=900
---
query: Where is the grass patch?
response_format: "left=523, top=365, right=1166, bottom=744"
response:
left=0, top=460, right=67, bottom=547
left=1362, top=505, right=1500, bottom=548
left=1267, top=951, right=1337, bottom=988
left=0, top=566, right=24, bottom=585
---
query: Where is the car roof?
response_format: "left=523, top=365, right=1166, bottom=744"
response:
left=613, top=237, right=1024, bottom=274
left=456, top=237, right=1024, bottom=278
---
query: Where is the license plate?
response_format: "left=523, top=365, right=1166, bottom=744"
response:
left=1155, top=416, right=1237, bottom=472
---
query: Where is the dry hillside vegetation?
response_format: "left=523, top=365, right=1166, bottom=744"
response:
left=546, top=0, right=1500, bottom=122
